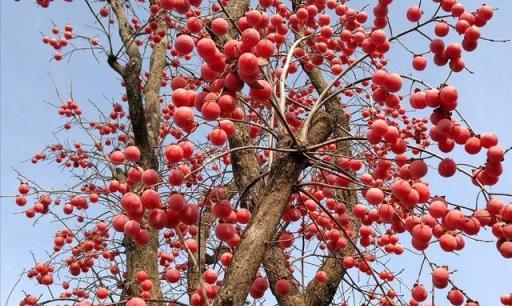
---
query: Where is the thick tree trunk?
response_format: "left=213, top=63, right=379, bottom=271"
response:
left=123, top=231, right=161, bottom=300
left=213, top=113, right=333, bottom=306
left=121, top=153, right=162, bottom=305
left=214, top=154, right=308, bottom=306
left=264, top=246, right=305, bottom=306
left=107, top=1, right=166, bottom=304
left=301, top=68, right=361, bottom=306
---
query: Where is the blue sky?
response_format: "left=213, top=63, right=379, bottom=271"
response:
left=1, top=1, right=512, bottom=305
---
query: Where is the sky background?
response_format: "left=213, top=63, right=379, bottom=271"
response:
left=1, top=1, right=512, bottom=305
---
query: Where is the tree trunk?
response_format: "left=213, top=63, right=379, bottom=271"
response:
left=107, top=1, right=165, bottom=303
left=214, top=113, right=333, bottom=306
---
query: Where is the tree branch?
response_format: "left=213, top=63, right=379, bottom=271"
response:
left=143, top=11, right=168, bottom=147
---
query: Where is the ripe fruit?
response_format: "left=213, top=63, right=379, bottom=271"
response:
left=315, top=271, right=328, bottom=282
left=215, top=223, right=235, bottom=241
left=140, top=279, right=153, bottom=291
left=255, top=39, right=275, bottom=58
left=366, top=188, right=384, bottom=204
left=465, top=26, right=481, bottom=41
left=201, top=102, right=221, bottom=120
left=249, top=80, right=272, bottom=102
left=164, top=268, right=180, bottom=283
left=480, top=132, right=498, bottom=148
left=148, top=209, right=167, bottom=229
left=218, top=95, right=236, bottom=114
left=174, top=107, right=196, bottom=131
left=431, top=267, right=449, bottom=289
left=440, top=86, right=458, bottom=110
left=219, top=120, right=235, bottom=137
left=16, top=195, right=27, bottom=206
left=370, top=30, right=387, bottom=45
left=165, top=144, right=184, bottom=163
left=435, top=22, right=450, bottom=37
left=126, top=297, right=147, bottom=306
left=487, top=146, right=504, bottom=163
left=237, top=53, right=259, bottom=77
left=113, top=214, right=129, bottom=232
left=241, top=28, right=260, bottom=46
left=275, top=279, right=291, bottom=296
left=464, top=137, right=482, bottom=155
left=486, top=198, right=504, bottom=215
left=175, top=34, right=194, bottom=55
left=168, top=193, right=186, bottom=212
left=141, top=169, right=160, bottom=186
left=173, top=88, right=195, bottom=107
left=178, top=141, right=194, bottom=158
left=18, top=183, right=30, bottom=195
left=236, top=209, right=251, bottom=224
left=121, top=192, right=142, bottom=212
left=438, top=158, right=457, bottom=177
left=371, top=119, right=388, bottom=136
left=141, top=189, right=161, bottom=209
left=429, top=200, right=448, bottom=218
left=409, top=160, right=428, bottom=179
left=220, top=252, right=233, bottom=266
left=384, top=73, right=403, bottom=93
left=439, top=234, right=457, bottom=252
left=169, top=169, right=184, bottom=186
left=209, top=128, right=228, bottom=146
left=447, top=289, right=464, bottom=305
left=412, top=56, right=427, bottom=71
left=407, top=6, right=423, bottom=22
left=391, top=180, right=411, bottom=200
left=99, top=7, right=109, bottom=17
left=191, top=292, right=204, bottom=306
left=124, top=220, right=141, bottom=237
left=96, top=287, right=109, bottom=300
left=196, top=38, right=217, bottom=60
left=412, top=224, right=432, bottom=243
left=499, top=240, right=512, bottom=258
left=250, top=277, right=269, bottom=298
left=125, top=146, right=141, bottom=162
left=110, top=151, right=125, bottom=165
left=411, top=284, right=427, bottom=302
left=211, top=18, right=229, bottom=36
left=203, top=269, right=218, bottom=284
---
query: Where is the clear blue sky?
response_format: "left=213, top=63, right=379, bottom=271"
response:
left=1, top=1, right=512, bottom=305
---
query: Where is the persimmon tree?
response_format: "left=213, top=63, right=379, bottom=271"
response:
left=10, top=0, right=512, bottom=305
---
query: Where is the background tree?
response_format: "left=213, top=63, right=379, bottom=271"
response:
left=4, top=0, right=512, bottom=305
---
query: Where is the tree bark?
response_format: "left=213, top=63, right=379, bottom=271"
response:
left=264, top=245, right=305, bottom=306
left=300, top=67, right=360, bottom=306
left=107, top=0, right=163, bottom=303
left=213, top=113, right=333, bottom=306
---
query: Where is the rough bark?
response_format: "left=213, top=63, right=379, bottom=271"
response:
left=260, top=11, right=362, bottom=299
left=143, top=10, right=168, bottom=148
left=301, top=68, right=360, bottom=306
left=213, top=113, right=333, bottom=306
left=107, top=0, right=162, bottom=303
left=211, top=3, right=308, bottom=304
left=215, top=155, right=307, bottom=306
left=228, top=125, right=266, bottom=211
left=264, top=246, right=305, bottom=306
